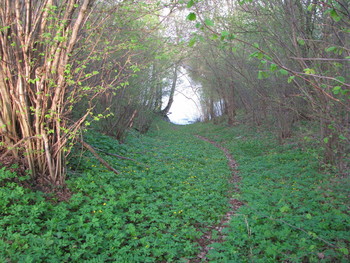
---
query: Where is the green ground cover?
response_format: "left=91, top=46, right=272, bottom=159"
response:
left=1, top=120, right=349, bottom=262
left=187, top=122, right=350, bottom=262
left=1, top=121, right=232, bottom=262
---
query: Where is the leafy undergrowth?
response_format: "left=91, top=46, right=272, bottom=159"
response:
left=186, top=122, right=350, bottom=262
left=1, top=121, right=349, bottom=262
left=0, top=121, right=232, bottom=262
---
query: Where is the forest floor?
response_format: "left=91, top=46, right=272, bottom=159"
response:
left=1, top=120, right=349, bottom=262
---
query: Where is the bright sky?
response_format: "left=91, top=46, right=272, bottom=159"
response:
left=163, top=68, right=202, bottom=125
left=159, top=7, right=202, bottom=125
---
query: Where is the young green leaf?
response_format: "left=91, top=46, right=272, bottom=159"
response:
left=187, top=12, right=196, bottom=21
left=303, top=68, right=315, bottom=75
left=221, top=31, right=230, bottom=38
left=280, top=206, right=290, bottom=213
left=305, top=213, right=312, bottom=219
left=325, top=46, right=338, bottom=53
left=204, top=18, right=214, bottom=27
left=279, top=69, right=289, bottom=75
left=258, top=70, right=269, bottom=79
left=307, top=4, right=315, bottom=11
left=188, top=37, right=197, bottom=47
left=335, top=76, right=345, bottom=83
left=270, top=64, right=278, bottom=72
left=332, top=86, right=341, bottom=94
left=287, top=76, right=295, bottom=83
left=195, top=22, right=202, bottom=29
left=330, top=9, right=341, bottom=22
left=187, top=0, right=195, bottom=8
left=210, top=34, right=218, bottom=40
left=339, top=134, right=347, bottom=141
left=297, top=38, right=305, bottom=46
left=339, top=248, right=349, bottom=255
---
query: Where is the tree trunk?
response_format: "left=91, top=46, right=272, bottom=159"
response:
left=161, top=65, right=178, bottom=116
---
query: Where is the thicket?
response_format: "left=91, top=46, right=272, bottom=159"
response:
left=0, top=0, right=186, bottom=186
left=185, top=0, right=349, bottom=173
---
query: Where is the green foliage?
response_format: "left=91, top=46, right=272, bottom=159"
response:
left=328, top=8, right=342, bottom=22
left=188, top=122, right=350, bottom=262
left=204, top=18, right=214, bottom=27
left=1, top=121, right=349, bottom=262
left=187, top=0, right=196, bottom=8
left=187, top=12, right=197, bottom=21
left=1, top=121, right=231, bottom=262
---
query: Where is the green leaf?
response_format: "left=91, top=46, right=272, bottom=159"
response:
left=204, top=18, right=214, bottom=27
left=330, top=9, right=341, bottom=22
left=266, top=246, right=277, bottom=256
left=279, top=69, right=289, bottom=75
left=308, top=231, right=317, bottom=238
left=258, top=70, right=269, bottom=80
left=188, top=37, right=197, bottom=47
left=335, top=76, right=345, bottom=83
left=221, top=31, right=229, bottom=37
left=270, top=63, right=278, bottom=72
left=210, top=34, right=218, bottom=40
left=187, top=0, right=194, bottom=8
left=339, top=134, right=347, bottom=141
left=339, top=248, right=349, bottom=255
left=323, top=137, right=329, bottom=144
left=303, top=68, right=315, bottom=75
left=325, top=46, right=337, bottom=53
left=280, top=206, right=290, bottom=213
left=297, top=38, right=305, bottom=46
left=228, top=34, right=236, bottom=40
left=307, top=4, right=315, bottom=12
left=264, top=54, right=272, bottom=61
left=332, top=86, right=341, bottom=95
left=250, top=51, right=264, bottom=60
left=287, top=76, right=295, bottom=83
left=305, top=213, right=312, bottom=219
left=187, top=12, right=196, bottom=21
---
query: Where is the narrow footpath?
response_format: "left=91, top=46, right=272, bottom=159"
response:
left=193, top=135, right=244, bottom=262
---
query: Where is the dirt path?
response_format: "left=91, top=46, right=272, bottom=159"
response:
left=192, top=135, right=244, bottom=262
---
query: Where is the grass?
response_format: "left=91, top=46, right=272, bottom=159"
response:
left=0, top=120, right=349, bottom=262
